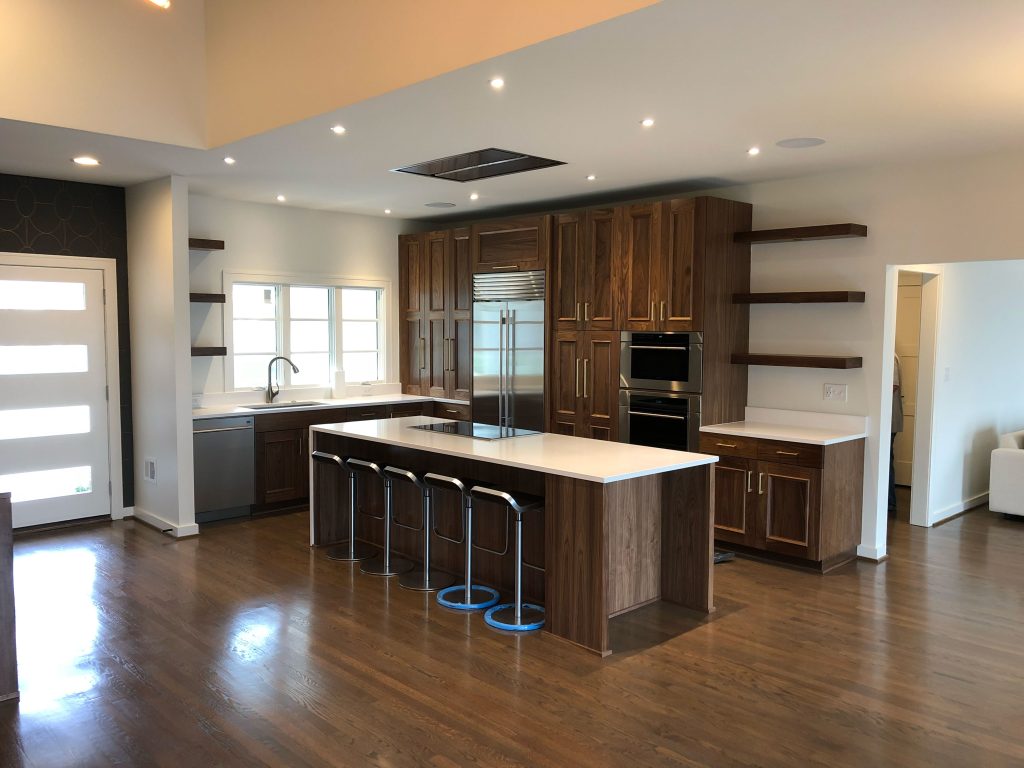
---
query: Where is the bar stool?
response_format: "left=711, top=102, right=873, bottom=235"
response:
left=311, top=451, right=378, bottom=562
left=346, top=458, right=413, bottom=578
left=423, top=473, right=501, bottom=611
left=383, top=466, right=456, bottom=592
left=470, top=485, right=545, bottom=632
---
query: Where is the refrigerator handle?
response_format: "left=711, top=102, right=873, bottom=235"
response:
left=498, top=309, right=506, bottom=427
left=507, top=309, right=516, bottom=428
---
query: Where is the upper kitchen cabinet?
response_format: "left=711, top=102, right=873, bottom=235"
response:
left=471, top=214, right=551, bottom=273
left=448, top=228, right=473, bottom=401
left=399, top=233, right=427, bottom=395
left=553, top=208, right=619, bottom=332
left=619, top=202, right=662, bottom=331
left=661, top=198, right=703, bottom=332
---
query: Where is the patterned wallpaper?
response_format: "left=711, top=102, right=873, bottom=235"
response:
left=0, top=173, right=134, bottom=507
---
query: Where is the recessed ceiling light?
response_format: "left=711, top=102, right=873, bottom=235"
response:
left=586, top=174, right=596, bottom=181
left=224, top=156, right=236, bottom=165
left=148, top=0, right=171, bottom=8
left=73, top=156, right=100, bottom=166
left=384, top=209, right=392, bottom=214
left=747, top=147, right=760, bottom=156
left=276, top=195, right=286, bottom=202
left=776, top=137, right=826, bottom=149
left=489, top=77, right=505, bottom=90
left=469, top=192, right=479, bottom=201
left=331, top=124, right=346, bottom=135
left=424, top=202, right=456, bottom=208
left=641, top=117, right=655, bottom=128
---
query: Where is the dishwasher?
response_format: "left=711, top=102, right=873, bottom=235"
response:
left=193, top=416, right=254, bottom=524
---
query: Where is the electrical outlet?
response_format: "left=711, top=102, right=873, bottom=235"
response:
left=823, top=383, right=848, bottom=402
left=144, top=458, right=157, bottom=482
left=191, top=395, right=202, bottom=408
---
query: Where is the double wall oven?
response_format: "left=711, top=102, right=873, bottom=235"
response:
left=618, top=331, right=702, bottom=452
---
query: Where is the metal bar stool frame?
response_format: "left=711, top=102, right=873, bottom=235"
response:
left=346, top=457, right=413, bottom=578
left=470, top=485, right=545, bottom=632
left=423, top=473, right=501, bottom=611
left=311, top=451, right=378, bottom=562
left=383, top=466, right=456, bottom=592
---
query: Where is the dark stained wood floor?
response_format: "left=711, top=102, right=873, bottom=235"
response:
left=2, top=506, right=1023, bottom=767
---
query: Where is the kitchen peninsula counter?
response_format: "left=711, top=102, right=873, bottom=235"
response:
left=309, top=416, right=717, bottom=655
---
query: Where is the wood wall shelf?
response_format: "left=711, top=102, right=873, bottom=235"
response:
left=189, top=292, right=226, bottom=303
left=188, top=238, right=225, bottom=251
left=732, top=353, right=863, bottom=369
left=734, top=224, right=867, bottom=244
left=191, top=346, right=227, bottom=357
left=733, top=291, right=866, bottom=304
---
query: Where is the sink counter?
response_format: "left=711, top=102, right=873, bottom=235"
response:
left=700, top=406, right=869, bottom=446
left=193, top=393, right=468, bottom=420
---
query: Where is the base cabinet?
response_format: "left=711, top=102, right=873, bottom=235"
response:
left=700, top=433, right=864, bottom=571
left=550, top=330, right=618, bottom=440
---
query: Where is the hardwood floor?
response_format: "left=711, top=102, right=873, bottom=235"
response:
left=2, top=508, right=1023, bottom=767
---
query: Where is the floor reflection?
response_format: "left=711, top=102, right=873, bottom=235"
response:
left=13, top=547, right=99, bottom=714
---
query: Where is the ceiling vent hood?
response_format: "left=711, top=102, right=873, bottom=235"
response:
left=393, top=148, right=565, bottom=183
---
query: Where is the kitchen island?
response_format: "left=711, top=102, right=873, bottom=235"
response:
left=309, top=416, right=717, bottom=655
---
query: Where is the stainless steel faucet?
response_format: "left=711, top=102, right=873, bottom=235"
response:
left=266, top=356, right=299, bottom=403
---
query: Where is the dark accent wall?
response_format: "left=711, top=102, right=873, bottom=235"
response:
left=0, top=173, right=134, bottom=506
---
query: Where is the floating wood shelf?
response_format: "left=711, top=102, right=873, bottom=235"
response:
left=189, top=292, right=226, bottom=303
left=734, top=224, right=867, bottom=244
left=188, top=238, right=225, bottom=251
left=732, top=353, right=863, bottom=369
left=191, top=346, right=227, bottom=357
left=733, top=291, right=866, bottom=304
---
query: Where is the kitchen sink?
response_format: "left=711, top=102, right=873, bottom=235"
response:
left=240, top=401, right=326, bottom=410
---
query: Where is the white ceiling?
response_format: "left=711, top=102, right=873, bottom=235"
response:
left=3, top=0, right=1024, bottom=220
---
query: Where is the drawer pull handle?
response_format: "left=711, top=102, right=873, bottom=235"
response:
left=747, top=470, right=753, bottom=493
left=776, top=450, right=800, bottom=457
left=716, top=442, right=737, bottom=448
left=492, top=265, right=520, bottom=271
left=758, top=472, right=765, bottom=495
left=444, top=409, right=459, bottom=414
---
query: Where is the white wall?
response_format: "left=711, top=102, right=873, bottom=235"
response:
left=187, top=194, right=413, bottom=397
left=923, top=260, right=1024, bottom=523
left=709, top=148, right=1024, bottom=558
left=127, top=177, right=196, bottom=536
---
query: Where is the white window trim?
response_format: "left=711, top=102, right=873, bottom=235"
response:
left=222, top=270, right=391, bottom=393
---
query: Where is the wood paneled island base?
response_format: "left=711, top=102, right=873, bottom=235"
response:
left=309, top=417, right=715, bottom=655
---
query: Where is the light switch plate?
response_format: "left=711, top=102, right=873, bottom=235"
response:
left=823, top=383, right=848, bottom=402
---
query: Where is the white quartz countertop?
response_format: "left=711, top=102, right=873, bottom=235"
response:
left=700, top=407, right=868, bottom=446
left=193, top=394, right=467, bottom=420
left=311, top=416, right=717, bottom=484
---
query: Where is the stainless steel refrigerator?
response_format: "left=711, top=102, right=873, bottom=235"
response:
left=472, top=271, right=546, bottom=431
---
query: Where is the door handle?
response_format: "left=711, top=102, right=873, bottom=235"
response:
left=583, top=358, right=589, bottom=398
left=584, top=302, right=590, bottom=322
left=747, top=470, right=753, bottom=493
left=758, top=472, right=765, bottom=495
left=492, top=265, right=519, bottom=271
left=627, top=410, right=688, bottom=421
left=651, top=301, right=656, bottom=321
left=298, top=432, right=303, bottom=457
left=419, top=337, right=426, bottom=371
left=575, top=302, right=581, bottom=322
left=575, top=357, right=581, bottom=398
left=450, top=338, right=456, bottom=372
left=661, top=301, right=666, bottom=321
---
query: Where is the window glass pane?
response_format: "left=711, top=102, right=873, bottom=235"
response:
left=290, top=286, right=329, bottom=319
left=342, top=351, right=379, bottom=383
left=234, top=354, right=275, bottom=389
left=0, top=345, right=88, bottom=375
left=0, top=281, right=85, bottom=311
left=341, top=288, right=379, bottom=320
left=290, top=320, right=329, bottom=353
left=233, top=319, right=277, bottom=354
left=233, top=284, right=276, bottom=319
left=0, top=405, right=90, bottom=441
left=290, top=353, right=330, bottom=386
left=342, top=321, right=378, bottom=352
left=0, top=465, right=92, bottom=503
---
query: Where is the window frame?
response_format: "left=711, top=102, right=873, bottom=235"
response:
left=223, top=271, right=390, bottom=392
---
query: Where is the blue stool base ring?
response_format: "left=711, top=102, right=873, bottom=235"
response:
left=437, top=584, right=500, bottom=611
left=484, top=603, right=545, bottom=632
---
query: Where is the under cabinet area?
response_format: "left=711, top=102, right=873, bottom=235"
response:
left=700, top=431, right=865, bottom=572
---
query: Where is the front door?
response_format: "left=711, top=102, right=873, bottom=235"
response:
left=0, top=264, right=111, bottom=528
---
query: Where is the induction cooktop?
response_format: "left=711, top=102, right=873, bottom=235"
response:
left=409, top=421, right=541, bottom=440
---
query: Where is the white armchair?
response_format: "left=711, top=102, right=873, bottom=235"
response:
left=990, top=429, right=1024, bottom=518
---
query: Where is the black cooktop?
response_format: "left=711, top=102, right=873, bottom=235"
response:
left=409, top=421, right=541, bottom=440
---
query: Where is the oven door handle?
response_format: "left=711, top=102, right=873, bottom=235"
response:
left=627, top=410, right=688, bottom=421
left=626, top=345, right=690, bottom=352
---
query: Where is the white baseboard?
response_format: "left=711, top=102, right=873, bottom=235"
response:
left=930, top=492, right=989, bottom=526
left=857, top=544, right=887, bottom=561
left=128, top=506, right=200, bottom=538
left=112, top=505, right=132, bottom=521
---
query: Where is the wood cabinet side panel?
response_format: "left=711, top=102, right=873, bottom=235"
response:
left=661, top=465, right=714, bottom=612
left=0, top=493, right=16, bottom=701
left=604, top=476, right=661, bottom=616
left=819, top=439, right=865, bottom=561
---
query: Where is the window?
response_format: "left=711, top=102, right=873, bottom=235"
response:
left=229, top=279, right=384, bottom=390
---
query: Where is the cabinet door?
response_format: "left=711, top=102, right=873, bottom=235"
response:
left=471, top=215, right=550, bottom=272
left=550, top=331, right=582, bottom=435
left=399, top=234, right=426, bottom=394
left=759, top=461, right=821, bottom=561
left=256, top=428, right=306, bottom=505
left=581, top=331, right=618, bottom=441
left=552, top=212, right=583, bottom=331
left=583, top=207, right=618, bottom=330
left=713, top=456, right=758, bottom=547
left=424, top=316, right=447, bottom=398
left=619, top=203, right=661, bottom=330
left=422, top=231, right=449, bottom=398
left=448, top=228, right=473, bottom=400
left=398, top=234, right=425, bottom=315
left=662, top=198, right=703, bottom=332
left=403, top=317, right=426, bottom=395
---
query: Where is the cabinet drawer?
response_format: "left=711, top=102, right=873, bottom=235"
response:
left=387, top=402, right=429, bottom=418
left=699, top=433, right=758, bottom=459
left=432, top=401, right=471, bottom=421
left=472, top=215, right=550, bottom=272
left=757, top=439, right=823, bottom=468
left=347, top=405, right=388, bottom=421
